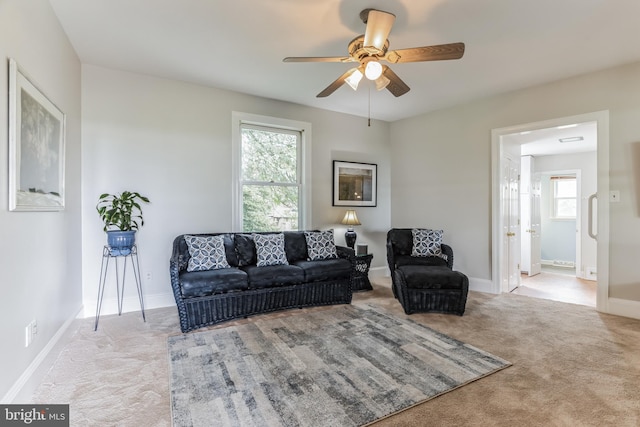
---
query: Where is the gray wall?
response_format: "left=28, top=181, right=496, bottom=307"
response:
left=390, top=61, right=640, bottom=303
left=80, top=65, right=392, bottom=317
left=536, top=152, right=598, bottom=275
left=539, top=173, right=577, bottom=263
left=0, top=0, right=82, bottom=401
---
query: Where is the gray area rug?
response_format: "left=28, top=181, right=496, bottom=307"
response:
left=167, top=304, right=511, bottom=427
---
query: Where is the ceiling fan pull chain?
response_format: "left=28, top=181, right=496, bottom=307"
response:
left=368, top=84, right=371, bottom=127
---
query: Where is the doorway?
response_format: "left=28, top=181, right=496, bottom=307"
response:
left=491, top=111, right=610, bottom=311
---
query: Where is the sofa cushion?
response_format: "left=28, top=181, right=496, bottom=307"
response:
left=284, top=231, right=308, bottom=263
left=235, top=234, right=256, bottom=266
left=304, top=230, right=338, bottom=261
left=387, top=228, right=413, bottom=256
left=294, top=258, right=351, bottom=282
left=179, top=268, right=248, bottom=298
left=253, top=233, right=289, bottom=267
left=395, top=255, right=448, bottom=268
left=411, top=228, right=443, bottom=258
left=241, top=264, right=304, bottom=289
left=184, top=235, right=231, bottom=271
left=221, top=234, right=239, bottom=267
left=397, top=265, right=466, bottom=290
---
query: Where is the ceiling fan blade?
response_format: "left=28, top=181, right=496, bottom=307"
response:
left=363, top=9, right=396, bottom=52
left=283, top=56, right=354, bottom=63
left=382, top=66, right=410, bottom=97
left=317, top=68, right=359, bottom=97
left=385, top=42, right=465, bottom=63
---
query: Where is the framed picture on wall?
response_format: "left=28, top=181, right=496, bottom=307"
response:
left=333, top=161, right=377, bottom=207
left=8, top=58, right=66, bottom=211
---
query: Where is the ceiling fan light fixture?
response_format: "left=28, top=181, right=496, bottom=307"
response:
left=285, top=8, right=464, bottom=100
left=345, top=68, right=363, bottom=90
left=375, top=74, right=390, bottom=91
left=364, top=61, right=383, bottom=80
left=559, top=136, right=584, bottom=143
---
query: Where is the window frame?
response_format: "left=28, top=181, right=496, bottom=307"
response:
left=550, top=175, right=577, bottom=220
left=231, top=112, right=312, bottom=232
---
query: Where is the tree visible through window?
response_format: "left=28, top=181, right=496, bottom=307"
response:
left=240, top=124, right=300, bottom=231
left=551, top=175, right=576, bottom=219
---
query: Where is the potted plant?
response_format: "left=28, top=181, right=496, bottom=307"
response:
left=96, top=191, right=150, bottom=256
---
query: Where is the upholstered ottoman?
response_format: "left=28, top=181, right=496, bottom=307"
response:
left=393, top=265, right=469, bottom=315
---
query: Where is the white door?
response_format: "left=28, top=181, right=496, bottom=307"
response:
left=502, top=156, right=520, bottom=292
left=528, top=173, right=542, bottom=276
left=521, top=156, right=542, bottom=276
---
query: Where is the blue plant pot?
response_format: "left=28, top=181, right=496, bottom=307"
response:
left=106, top=230, right=136, bottom=256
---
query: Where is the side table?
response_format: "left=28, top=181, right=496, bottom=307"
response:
left=95, top=244, right=146, bottom=331
left=352, top=253, right=373, bottom=292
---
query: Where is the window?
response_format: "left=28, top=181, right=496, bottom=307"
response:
left=232, top=113, right=311, bottom=232
left=551, top=175, right=576, bottom=219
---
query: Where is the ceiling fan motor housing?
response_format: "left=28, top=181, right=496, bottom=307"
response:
left=348, top=36, right=389, bottom=61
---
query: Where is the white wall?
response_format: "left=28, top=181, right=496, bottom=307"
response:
left=0, top=0, right=82, bottom=401
left=390, top=61, right=640, bottom=304
left=536, top=152, right=597, bottom=278
left=539, top=174, right=576, bottom=263
left=81, top=65, right=391, bottom=317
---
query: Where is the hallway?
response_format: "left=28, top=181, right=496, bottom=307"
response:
left=512, top=266, right=597, bottom=307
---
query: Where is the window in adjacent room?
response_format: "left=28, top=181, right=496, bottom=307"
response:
left=551, top=175, right=577, bottom=219
left=232, top=113, right=311, bottom=232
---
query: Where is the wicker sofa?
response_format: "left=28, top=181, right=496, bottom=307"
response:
left=170, top=231, right=355, bottom=332
left=386, top=228, right=469, bottom=316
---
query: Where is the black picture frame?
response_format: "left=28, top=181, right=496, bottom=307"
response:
left=333, top=161, right=377, bottom=207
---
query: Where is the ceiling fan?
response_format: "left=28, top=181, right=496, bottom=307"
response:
left=283, top=8, right=465, bottom=98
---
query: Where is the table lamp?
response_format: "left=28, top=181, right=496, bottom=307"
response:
left=341, top=209, right=361, bottom=249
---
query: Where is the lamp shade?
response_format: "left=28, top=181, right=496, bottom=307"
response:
left=341, top=210, right=361, bottom=226
left=345, top=68, right=363, bottom=91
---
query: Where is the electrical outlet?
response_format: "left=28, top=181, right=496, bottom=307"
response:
left=145, top=272, right=152, bottom=280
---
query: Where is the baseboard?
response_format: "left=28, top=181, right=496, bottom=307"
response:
left=369, top=266, right=389, bottom=279
left=605, top=297, right=640, bottom=320
left=81, top=292, right=176, bottom=319
left=468, top=277, right=495, bottom=294
left=2, top=306, right=81, bottom=404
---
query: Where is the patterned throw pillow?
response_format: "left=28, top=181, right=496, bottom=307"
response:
left=184, top=235, right=231, bottom=271
left=411, top=228, right=443, bottom=258
left=252, top=233, right=289, bottom=267
left=304, top=230, right=338, bottom=261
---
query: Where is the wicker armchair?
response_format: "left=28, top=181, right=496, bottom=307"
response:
left=386, top=228, right=468, bottom=315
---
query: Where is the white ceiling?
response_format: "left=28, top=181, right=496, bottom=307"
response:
left=504, top=121, right=597, bottom=157
left=49, top=0, right=640, bottom=122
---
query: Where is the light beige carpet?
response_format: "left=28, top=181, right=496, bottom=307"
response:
left=168, top=304, right=510, bottom=426
left=31, top=278, right=640, bottom=426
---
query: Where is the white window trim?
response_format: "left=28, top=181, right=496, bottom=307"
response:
left=231, top=111, right=312, bottom=232
left=550, top=174, right=577, bottom=220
